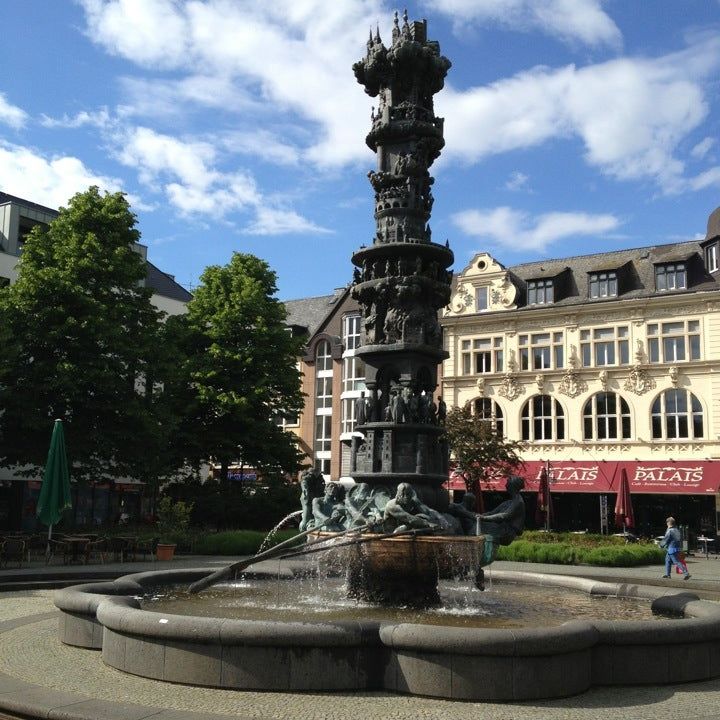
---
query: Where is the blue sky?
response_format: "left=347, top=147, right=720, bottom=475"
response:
left=1, top=1, right=720, bottom=300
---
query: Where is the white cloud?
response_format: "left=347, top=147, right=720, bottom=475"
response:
left=221, top=130, right=300, bottom=166
left=117, top=75, right=263, bottom=119
left=439, top=35, right=720, bottom=193
left=0, top=141, right=124, bottom=209
left=424, top=0, right=621, bottom=48
left=505, top=171, right=530, bottom=191
left=112, top=126, right=323, bottom=231
left=115, top=126, right=261, bottom=214
left=691, top=137, right=715, bottom=160
left=0, top=93, right=28, bottom=129
left=79, top=0, right=191, bottom=68
left=74, top=1, right=720, bottom=201
left=39, top=108, right=111, bottom=129
left=78, top=0, right=382, bottom=167
left=452, top=206, right=620, bottom=252
left=243, top=206, right=332, bottom=235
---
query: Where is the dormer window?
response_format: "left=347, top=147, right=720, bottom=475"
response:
left=527, top=279, right=553, bottom=305
left=705, top=244, right=718, bottom=273
left=655, top=262, right=686, bottom=291
left=588, top=271, right=617, bottom=299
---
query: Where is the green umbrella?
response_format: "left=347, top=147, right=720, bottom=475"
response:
left=37, top=419, right=72, bottom=554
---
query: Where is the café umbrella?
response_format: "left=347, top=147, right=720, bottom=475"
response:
left=36, top=419, right=72, bottom=556
left=535, top=464, right=553, bottom=531
left=614, top=467, right=635, bottom=533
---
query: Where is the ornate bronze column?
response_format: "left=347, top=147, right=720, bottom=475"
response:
left=351, top=13, right=453, bottom=510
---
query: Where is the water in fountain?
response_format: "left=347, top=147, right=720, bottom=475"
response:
left=144, top=577, right=679, bottom=628
left=257, top=509, right=302, bottom=554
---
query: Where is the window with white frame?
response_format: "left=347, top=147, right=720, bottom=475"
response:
left=651, top=389, right=703, bottom=440
left=341, top=398, right=356, bottom=435
left=580, top=326, right=629, bottom=367
left=342, top=356, right=365, bottom=392
left=521, top=395, right=565, bottom=441
left=314, top=340, right=333, bottom=475
left=582, top=392, right=631, bottom=440
left=461, top=337, right=503, bottom=374
left=314, top=415, right=332, bottom=474
left=519, top=332, right=563, bottom=371
left=527, top=278, right=554, bottom=305
left=655, top=262, right=686, bottom=291
left=343, top=314, right=362, bottom=351
left=588, top=271, right=618, bottom=299
left=340, top=314, right=365, bottom=435
left=275, top=409, right=299, bottom=428
left=476, top=286, right=489, bottom=311
left=706, top=244, right=718, bottom=273
left=473, top=398, right=504, bottom=436
left=647, top=321, right=700, bottom=363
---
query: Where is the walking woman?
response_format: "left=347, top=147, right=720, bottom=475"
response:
left=660, top=517, right=690, bottom=580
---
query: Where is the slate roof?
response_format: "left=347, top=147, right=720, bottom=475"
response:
left=506, top=239, right=719, bottom=309
left=145, top=261, right=193, bottom=302
left=283, top=288, right=348, bottom=337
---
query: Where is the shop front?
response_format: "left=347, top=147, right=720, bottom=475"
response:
left=447, top=460, right=720, bottom=538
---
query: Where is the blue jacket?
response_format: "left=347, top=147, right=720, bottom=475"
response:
left=661, top=526, right=682, bottom=553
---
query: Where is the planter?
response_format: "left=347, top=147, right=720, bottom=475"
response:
left=155, top=543, right=176, bottom=561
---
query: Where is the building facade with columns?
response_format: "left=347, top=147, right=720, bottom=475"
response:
left=441, top=209, right=720, bottom=538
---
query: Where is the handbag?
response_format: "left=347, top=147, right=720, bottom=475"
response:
left=675, top=551, right=686, bottom=573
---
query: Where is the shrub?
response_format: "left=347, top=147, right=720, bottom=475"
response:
left=156, top=497, right=194, bottom=544
left=496, top=537, right=664, bottom=567
left=193, top=529, right=299, bottom=556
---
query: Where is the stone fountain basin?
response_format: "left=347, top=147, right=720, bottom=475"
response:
left=54, top=567, right=720, bottom=701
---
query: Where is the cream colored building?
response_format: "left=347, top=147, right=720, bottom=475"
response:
left=441, top=209, right=720, bottom=537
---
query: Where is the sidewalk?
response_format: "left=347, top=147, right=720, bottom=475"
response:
left=3, top=555, right=720, bottom=719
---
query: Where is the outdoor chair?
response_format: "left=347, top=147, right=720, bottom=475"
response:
left=0, top=538, right=26, bottom=568
left=47, top=539, right=71, bottom=565
left=27, top=534, right=48, bottom=561
left=135, top=537, right=159, bottom=561
left=84, top=537, right=107, bottom=565
left=107, top=536, right=129, bottom=563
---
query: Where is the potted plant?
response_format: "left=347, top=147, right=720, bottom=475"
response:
left=155, top=497, right=193, bottom=561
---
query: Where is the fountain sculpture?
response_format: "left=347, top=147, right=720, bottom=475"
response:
left=302, top=11, right=499, bottom=606
left=47, top=15, right=720, bottom=705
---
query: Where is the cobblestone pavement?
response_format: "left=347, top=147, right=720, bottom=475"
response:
left=3, top=588, right=720, bottom=720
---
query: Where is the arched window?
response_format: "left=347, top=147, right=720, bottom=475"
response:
left=651, top=389, right=703, bottom=440
left=583, top=392, right=631, bottom=440
left=521, top=395, right=565, bottom=441
left=473, top=398, right=504, bottom=436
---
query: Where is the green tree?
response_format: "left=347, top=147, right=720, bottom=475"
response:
left=443, top=404, right=526, bottom=511
left=178, top=252, right=305, bottom=482
left=0, top=187, right=164, bottom=481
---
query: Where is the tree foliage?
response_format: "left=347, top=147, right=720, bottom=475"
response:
left=0, top=187, right=164, bottom=481
left=177, top=252, right=305, bottom=480
left=443, top=404, right=526, bottom=509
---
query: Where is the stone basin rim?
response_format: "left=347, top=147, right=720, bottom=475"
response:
left=53, top=567, right=720, bottom=701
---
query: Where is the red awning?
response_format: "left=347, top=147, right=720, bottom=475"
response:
left=463, top=460, right=720, bottom=495
left=444, top=472, right=467, bottom=492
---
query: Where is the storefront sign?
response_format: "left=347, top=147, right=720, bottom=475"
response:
left=521, top=460, right=719, bottom=494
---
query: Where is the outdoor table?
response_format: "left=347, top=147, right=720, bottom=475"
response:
left=697, top=536, right=715, bottom=559
left=64, top=537, right=91, bottom=563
